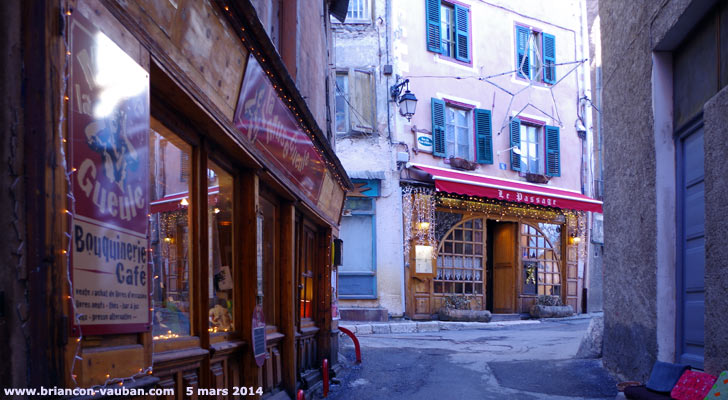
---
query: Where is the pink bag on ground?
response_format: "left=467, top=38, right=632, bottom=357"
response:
left=668, top=370, right=716, bottom=400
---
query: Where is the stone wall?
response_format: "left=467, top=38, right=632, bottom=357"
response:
left=601, top=0, right=728, bottom=379
left=703, top=86, right=728, bottom=375
left=599, top=0, right=664, bottom=381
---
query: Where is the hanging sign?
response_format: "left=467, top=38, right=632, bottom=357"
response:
left=233, top=55, right=326, bottom=204
left=69, top=11, right=150, bottom=335
left=252, top=304, right=267, bottom=366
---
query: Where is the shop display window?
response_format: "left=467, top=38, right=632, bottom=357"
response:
left=207, top=161, right=234, bottom=334
left=260, top=195, right=279, bottom=328
left=299, top=225, right=316, bottom=320
left=435, top=218, right=485, bottom=295
left=520, top=223, right=562, bottom=296
left=149, top=122, right=192, bottom=340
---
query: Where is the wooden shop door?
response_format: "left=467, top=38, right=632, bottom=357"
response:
left=492, top=222, right=517, bottom=313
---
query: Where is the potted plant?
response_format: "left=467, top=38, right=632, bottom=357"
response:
left=449, top=157, right=477, bottom=171
left=438, top=295, right=491, bottom=322
left=529, top=295, right=574, bottom=318
left=525, top=173, right=551, bottom=184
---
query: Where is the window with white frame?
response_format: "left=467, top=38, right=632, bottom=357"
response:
left=515, top=25, right=556, bottom=84
left=445, top=106, right=472, bottom=160
left=520, top=123, right=544, bottom=174
left=346, top=0, right=371, bottom=22
left=425, top=0, right=470, bottom=63
left=440, top=3, right=456, bottom=58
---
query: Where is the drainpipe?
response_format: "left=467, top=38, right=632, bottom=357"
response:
left=386, top=0, right=406, bottom=316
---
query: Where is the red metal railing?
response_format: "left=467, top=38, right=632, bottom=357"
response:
left=338, top=326, right=361, bottom=364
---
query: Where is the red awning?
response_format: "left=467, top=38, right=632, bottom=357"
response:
left=410, top=164, right=603, bottom=213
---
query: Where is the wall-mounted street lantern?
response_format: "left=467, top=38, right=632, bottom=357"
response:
left=391, top=78, right=418, bottom=121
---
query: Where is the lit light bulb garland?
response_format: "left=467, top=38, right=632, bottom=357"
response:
left=59, top=3, right=155, bottom=390
left=402, top=187, right=589, bottom=260
left=220, top=0, right=350, bottom=193
left=402, top=186, right=437, bottom=258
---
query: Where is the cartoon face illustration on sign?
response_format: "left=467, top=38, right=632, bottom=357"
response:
left=84, top=108, right=139, bottom=192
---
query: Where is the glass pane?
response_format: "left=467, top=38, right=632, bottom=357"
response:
left=474, top=219, right=482, bottom=229
left=475, top=283, right=483, bottom=294
left=454, top=230, right=463, bottom=240
left=464, top=230, right=472, bottom=241
left=455, top=243, right=463, bottom=253
left=456, top=109, right=467, bottom=125
left=444, top=242, right=453, bottom=253
left=208, top=161, right=234, bottom=334
left=151, top=124, right=192, bottom=340
left=464, top=243, right=473, bottom=254
left=464, top=221, right=472, bottom=229
left=464, top=283, right=473, bottom=294
left=260, top=196, right=278, bottom=328
left=474, top=231, right=482, bottom=242
left=455, top=282, right=463, bottom=293
left=344, top=197, right=373, bottom=211
left=473, top=244, right=483, bottom=255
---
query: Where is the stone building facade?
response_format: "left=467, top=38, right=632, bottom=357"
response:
left=600, top=0, right=728, bottom=380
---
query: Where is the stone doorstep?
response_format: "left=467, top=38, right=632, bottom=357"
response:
left=339, top=319, right=540, bottom=335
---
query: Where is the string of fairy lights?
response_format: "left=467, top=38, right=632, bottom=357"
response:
left=60, top=3, right=155, bottom=390
left=219, top=2, right=350, bottom=193
left=401, top=186, right=588, bottom=260
left=59, top=1, right=352, bottom=389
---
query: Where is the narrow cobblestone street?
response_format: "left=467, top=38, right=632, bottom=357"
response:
left=323, top=317, right=617, bottom=400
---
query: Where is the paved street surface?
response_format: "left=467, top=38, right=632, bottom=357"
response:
left=325, top=318, right=617, bottom=400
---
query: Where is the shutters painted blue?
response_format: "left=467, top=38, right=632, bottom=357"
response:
left=543, top=33, right=556, bottom=84
left=510, top=117, right=522, bottom=171
left=426, top=0, right=441, bottom=53
left=474, top=108, right=493, bottom=164
left=516, top=26, right=530, bottom=79
left=454, top=5, right=470, bottom=62
left=545, top=125, right=561, bottom=176
left=431, top=98, right=446, bottom=157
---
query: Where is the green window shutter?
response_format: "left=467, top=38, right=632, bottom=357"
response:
left=454, top=5, right=470, bottom=62
left=426, top=0, right=441, bottom=53
left=545, top=125, right=561, bottom=176
left=510, top=117, right=522, bottom=171
left=543, top=33, right=556, bottom=84
left=431, top=98, right=446, bottom=157
left=474, top=108, right=492, bottom=164
left=516, top=26, right=530, bottom=79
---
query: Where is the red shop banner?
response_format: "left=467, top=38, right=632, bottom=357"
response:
left=69, top=11, right=151, bottom=335
left=233, top=55, right=326, bottom=203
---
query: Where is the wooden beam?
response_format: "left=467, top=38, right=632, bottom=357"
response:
left=279, top=202, right=297, bottom=396
left=238, top=169, right=260, bottom=390
left=191, top=138, right=210, bottom=387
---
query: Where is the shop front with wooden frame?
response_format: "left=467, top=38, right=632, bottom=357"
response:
left=402, top=165, right=601, bottom=320
left=22, top=0, right=350, bottom=398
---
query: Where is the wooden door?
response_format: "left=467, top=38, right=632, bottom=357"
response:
left=493, top=222, right=517, bottom=313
